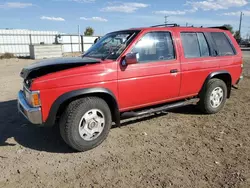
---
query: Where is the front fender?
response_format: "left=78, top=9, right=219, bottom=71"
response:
left=43, top=88, right=119, bottom=127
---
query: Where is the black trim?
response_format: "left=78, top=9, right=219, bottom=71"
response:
left=121, top=98, right=198, bottom=119
left=201, top=71, right=232, bottom=98
left=151, top=23, right=178, bottom=27
left=205, top=71, right=230, bottom=81
left=43, top=88, right=119, bottom=127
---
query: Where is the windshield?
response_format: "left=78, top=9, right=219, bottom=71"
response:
left=83, top=30, right=140, bottom=60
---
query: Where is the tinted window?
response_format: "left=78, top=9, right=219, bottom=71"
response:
left=131, top=32, right=175, bottom=63
left=181, top=33, right=200, bottom=58
left=197, top=33, right=210, bottom=57
left=211, top=32, right=235, bottom=56
left=181, top=32, right=211, bottom=58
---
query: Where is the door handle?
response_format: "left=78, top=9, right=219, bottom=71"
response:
left=170, top=69, right=178, bottom=73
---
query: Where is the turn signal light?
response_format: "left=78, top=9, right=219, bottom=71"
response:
left=31, top=93, right=40, bottom=107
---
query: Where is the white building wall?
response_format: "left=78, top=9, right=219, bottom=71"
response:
left=0, top=29, right=99, bottom=57
left=0, top=29, right=58, bottom=56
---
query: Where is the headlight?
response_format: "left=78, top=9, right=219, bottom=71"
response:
left=24, top=87, right=41, bottom=107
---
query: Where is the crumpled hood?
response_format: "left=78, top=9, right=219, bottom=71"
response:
left=20, top=56, right=100, bottom=79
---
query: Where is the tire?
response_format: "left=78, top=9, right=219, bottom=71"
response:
left=198, top=78, right=228, bottom=114
left=59, top=97, right=112, bottom=152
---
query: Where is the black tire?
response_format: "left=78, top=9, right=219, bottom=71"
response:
left=199, top=78, right=228, bottom=114
left=59, top=97, right=112, bottom=152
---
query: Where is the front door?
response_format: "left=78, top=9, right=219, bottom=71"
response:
left=118, top=31, right=181, bottom=111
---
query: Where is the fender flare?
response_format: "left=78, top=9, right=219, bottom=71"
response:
left=44, top=88, right=119, bottom=127
left=200, top=70, right=232, bottom=97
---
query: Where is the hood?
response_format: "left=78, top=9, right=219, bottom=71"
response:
left=20, top=57, right=100, bottom=80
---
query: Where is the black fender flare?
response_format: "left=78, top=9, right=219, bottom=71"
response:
left=44, top=88, right=120, bottom=127
left=200, top=70, right=232, bottom=98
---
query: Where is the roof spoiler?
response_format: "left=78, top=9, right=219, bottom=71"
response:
left=208, top=26, right=229, bottom=31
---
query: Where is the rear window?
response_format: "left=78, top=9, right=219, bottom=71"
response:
left=181, top=32, right=210, bottom=58
left=210, top=32, right=235, bottom=56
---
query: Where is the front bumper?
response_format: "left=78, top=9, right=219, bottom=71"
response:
left=17, top=90, right=42, bottom=124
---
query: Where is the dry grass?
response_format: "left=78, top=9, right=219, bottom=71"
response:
left=0, top=53, right=15, bottom=59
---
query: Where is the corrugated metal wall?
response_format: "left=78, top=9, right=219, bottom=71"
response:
left=0, top=29, right=99, bottom=56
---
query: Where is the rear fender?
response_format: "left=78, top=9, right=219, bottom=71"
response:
left=200, top=71, right=232, bottom=98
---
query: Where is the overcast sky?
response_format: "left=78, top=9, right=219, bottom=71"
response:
left=0, top=0, right=250, bottom=37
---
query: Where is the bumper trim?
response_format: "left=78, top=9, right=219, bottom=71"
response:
left=18, top=91, right=42, bottom=124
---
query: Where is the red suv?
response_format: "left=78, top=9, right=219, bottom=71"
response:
left=18, top=24, right=243, bottom=151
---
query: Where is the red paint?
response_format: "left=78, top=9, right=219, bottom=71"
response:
left=30, top=27, right=243, bottom=122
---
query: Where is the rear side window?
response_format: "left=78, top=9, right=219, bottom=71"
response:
left=211, top=32, right=235, bottom=56
left=181, top=32, right=210, bottom=58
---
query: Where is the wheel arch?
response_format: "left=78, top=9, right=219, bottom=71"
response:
left=44, top=88, right=120, bottom=127
left=200, top=71, right=232, bottom=98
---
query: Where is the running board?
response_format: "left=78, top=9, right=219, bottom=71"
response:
left=121, top=98, right=199, bottom=119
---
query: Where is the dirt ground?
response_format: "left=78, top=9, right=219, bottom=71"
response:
left=0, top=56, right=250, bottom=188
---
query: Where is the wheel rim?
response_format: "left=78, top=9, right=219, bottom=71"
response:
left=78, top=109, right=105, bottom=141
left=210, top=87, right=224, bottom=108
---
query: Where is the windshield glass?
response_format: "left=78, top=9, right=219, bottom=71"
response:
left=83, top=30, right=140, bottom=60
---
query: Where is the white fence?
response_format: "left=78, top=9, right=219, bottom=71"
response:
left=0, top=29, right=99, bottom=56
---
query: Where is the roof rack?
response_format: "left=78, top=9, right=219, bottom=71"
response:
left=151, top=23, right=179, bottom=27
left=208, top=26, right=229, bottom=30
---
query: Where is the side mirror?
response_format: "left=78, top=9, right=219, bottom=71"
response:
left=121, top=52, right=139, bottom=66
left=94, top=37, right=100, bottom=44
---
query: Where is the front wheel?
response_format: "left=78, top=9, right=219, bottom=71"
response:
left=59, top=97, right=112, bottom=152
left=199, top=78, right=228, bottom=114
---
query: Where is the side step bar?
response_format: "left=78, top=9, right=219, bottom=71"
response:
left=121, top=98, right=199, bottom=119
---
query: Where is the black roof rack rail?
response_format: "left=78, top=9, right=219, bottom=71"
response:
left=151, top=23, right=179, bottom=27
left=208, top=26, right=229, bottom=30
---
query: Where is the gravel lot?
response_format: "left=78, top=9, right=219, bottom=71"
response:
left=0, top=57, right=250, bottom=188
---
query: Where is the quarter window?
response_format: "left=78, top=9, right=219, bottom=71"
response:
left=211, top=32, right=235, bottom=56
left=181, top=32, right=210, bottom=58
left=131, top=32, right=175, bottom=63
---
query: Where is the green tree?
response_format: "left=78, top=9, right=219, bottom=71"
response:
left=84, top=27, right=94, bottom=36
left=234, top=30, right=241, bottom=42
left=223, top=24, right=234, bottom=34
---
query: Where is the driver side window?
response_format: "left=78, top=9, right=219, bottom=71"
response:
left=131, top=32, right=175, bottom=63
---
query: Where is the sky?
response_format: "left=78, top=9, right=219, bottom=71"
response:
left=0, top=0, right=250, bottom=37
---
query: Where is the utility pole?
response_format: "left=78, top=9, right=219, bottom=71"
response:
left=239, top=12, right=243, bottom=38
left=186, top=22, right=188, bottom=27
left=164, top=15, right=169, bottom=26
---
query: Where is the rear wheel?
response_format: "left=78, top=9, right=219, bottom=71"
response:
left=59, top=97, right=112, bottom=152
left=199, top=78, right=227, bottom=114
